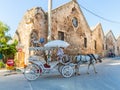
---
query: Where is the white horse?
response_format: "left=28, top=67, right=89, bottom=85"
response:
left=74, top=54, right=102, bottom=75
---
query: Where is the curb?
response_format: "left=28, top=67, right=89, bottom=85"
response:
left=0, top=68, right=24, bottom=76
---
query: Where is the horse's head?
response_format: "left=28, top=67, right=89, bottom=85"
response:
left=74, top=55, right=82, bottom=63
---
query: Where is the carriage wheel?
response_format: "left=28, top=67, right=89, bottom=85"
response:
left=24, top=64, right=41, bottom=81
left=61, top=65, right=74, bottom=78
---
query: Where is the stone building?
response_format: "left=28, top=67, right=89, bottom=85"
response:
left=13, top=0, right=120, bottom=65
left=51, top=1, right=92, bottom=55
left=13, top=0, right=94, bottom=65
left=116, top=36, right=120, bottom=56
left=91, top=23, right=105, bottom=56
left=13, top=7, right=48, bottom=64
left=105, top=30, right=117, bottom=56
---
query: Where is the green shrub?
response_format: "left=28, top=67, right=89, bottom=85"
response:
left=0, top=61, right=5, bottom=68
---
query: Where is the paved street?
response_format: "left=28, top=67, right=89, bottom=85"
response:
left=0, top=57, right=120, bottom=90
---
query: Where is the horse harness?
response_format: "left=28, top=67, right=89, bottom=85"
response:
left=76, top=54, right=96, bottom=64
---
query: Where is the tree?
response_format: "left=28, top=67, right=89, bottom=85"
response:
left=0, top=21, right=11, bottom=43
left=0, top=21, right=18, bottom=63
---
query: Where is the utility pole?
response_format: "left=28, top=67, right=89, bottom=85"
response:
left=72, top=0, right=77, bottom=3
left=47, top=0, right=52, bottom=41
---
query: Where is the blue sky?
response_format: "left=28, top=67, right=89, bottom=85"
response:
left=0, top=0, right=120, bottom=38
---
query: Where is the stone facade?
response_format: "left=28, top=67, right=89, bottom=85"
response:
left=51, top=1, right=92, bottom=55
left=13, top=1, right=94, bottom=64
left=13, top=0, right=120, bottom=65
left=91, top=23, right=105, bottom=56
left=13, top=7, right=48, bottom=64
left=105, top=30, right=117, bottom=56
left=116, top=36, right=120, bottom=56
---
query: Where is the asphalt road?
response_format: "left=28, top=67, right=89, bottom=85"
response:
left=0, top=57, right=120, bottom=90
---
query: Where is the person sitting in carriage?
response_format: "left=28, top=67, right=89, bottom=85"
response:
left=57, top=47, right=64, bottom=61
left=57, top=47, right=71, bottom=65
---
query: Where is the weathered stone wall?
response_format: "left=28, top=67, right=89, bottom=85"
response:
left=91, top=23, right=105, bottom=56
left=14, top=1, right=93, bottom=65
left=51, top=1, right=92, bottom=55
left=14, top=7, right=47, bottom=64
left=116, top=36, right=120, bottom=56
left=14, top=0, right=120, bottom=65
left=105, top=30, right=117, bottom=56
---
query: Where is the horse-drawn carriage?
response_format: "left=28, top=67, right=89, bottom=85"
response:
left=24, top=40, right=75, bottom=80
left=24, top=40, right=102, bottom=81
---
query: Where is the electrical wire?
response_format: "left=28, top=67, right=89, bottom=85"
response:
left=78, top=2, right=120, bottom=24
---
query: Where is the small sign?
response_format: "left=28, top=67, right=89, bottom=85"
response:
left=18, top=48, right=22, bottom=52
left=7, top=59, right=14, bottom=66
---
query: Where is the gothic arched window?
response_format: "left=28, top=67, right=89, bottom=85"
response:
left=30, top=31, right=38, bottom=47
left=72, top=17, right=78, bottom=28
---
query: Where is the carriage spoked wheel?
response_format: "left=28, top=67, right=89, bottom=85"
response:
left=24, top=64, right=41, bottom=81
left=61, top=65, right=74, bottom=78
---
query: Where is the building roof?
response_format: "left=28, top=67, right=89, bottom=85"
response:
left=91, top=23, right=105, bottom=37
left=106, top=30, right=116, bottom=41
